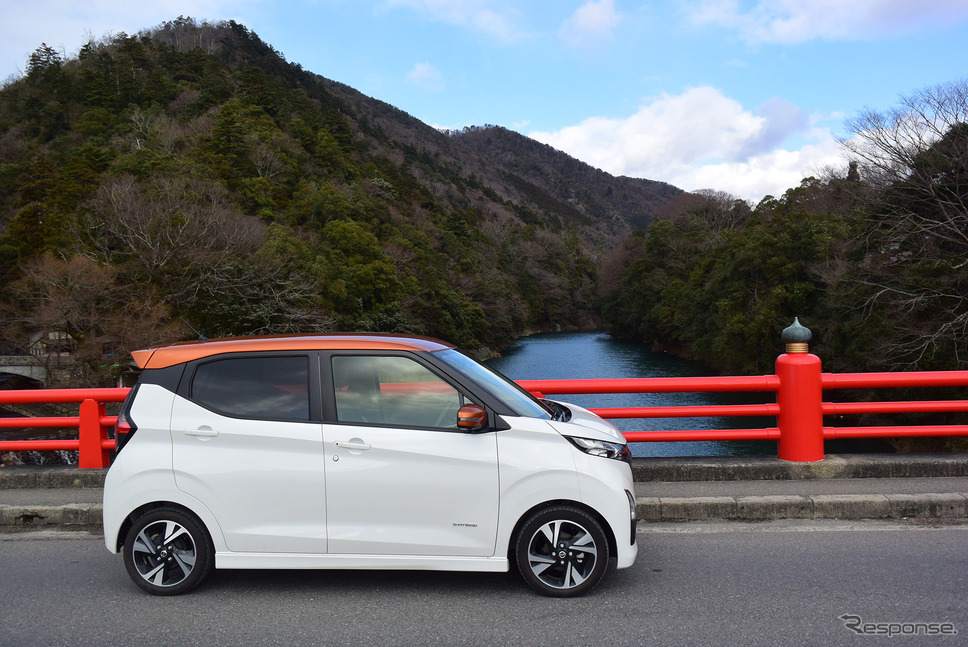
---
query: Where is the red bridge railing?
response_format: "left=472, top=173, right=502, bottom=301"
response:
left=0, top=388, right=128, bottom=468
left=1, top=321, right=967, bottom=466
left=520, top=323, right=968, bottom=461
left=520, top=369, right=968, bottom=460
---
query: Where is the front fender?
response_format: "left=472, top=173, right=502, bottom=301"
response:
left=494, top=423, right=580, bottom=557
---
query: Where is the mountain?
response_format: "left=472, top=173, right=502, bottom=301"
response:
left=293, top=66, right=680, bottom=243
left=0, top=18, right=680, bottom=385
left=451, top=125, right=679, bottom=233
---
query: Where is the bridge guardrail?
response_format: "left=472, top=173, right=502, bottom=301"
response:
left=0, top=389, right=128, bottom=468
left=520, top=320, right=968, bottom=461
left=519, top=370, right=968, bottom=461
left=1, top=321, right=967, bottom=466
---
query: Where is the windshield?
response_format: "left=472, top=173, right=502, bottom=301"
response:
left=434, top=349, right=553, bottom=420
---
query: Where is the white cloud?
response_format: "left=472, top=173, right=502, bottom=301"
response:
left=529, top=86, right=844, bottom=201
left=685, top=0, right=968, bottom=43
left=383, top=0, right=525, bottom=41
left=406, top=62, right=445, bottom=92
left=736, top=96, right=807, bottom=159
left=675, top=135, right=843, bottom=201
left=558, top=0, right=620, bottom=50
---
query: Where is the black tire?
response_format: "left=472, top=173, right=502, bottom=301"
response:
left=123, top=507, right=214, bottom=596
left=514, top=505, right=610, bottom=597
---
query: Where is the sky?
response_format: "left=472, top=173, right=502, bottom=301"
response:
left=3, top=0, right=968, bottom=202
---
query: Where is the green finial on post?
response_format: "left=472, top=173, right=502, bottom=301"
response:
left=782, top=317, right=812, bottom=353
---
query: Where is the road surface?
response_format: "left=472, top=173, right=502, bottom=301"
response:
left=1, top=520, right=965, bottom=646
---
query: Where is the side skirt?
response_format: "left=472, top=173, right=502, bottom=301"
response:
left=215, top=552, right=510, bottom=572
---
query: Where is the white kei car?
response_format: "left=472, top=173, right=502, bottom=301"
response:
left=103, top=334, right=638, bottom=597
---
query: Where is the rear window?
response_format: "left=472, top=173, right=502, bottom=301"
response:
left=190, top=356, right=310, bottom=421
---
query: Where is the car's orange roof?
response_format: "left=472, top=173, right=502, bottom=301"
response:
left=131, top=334, right=454, bottom=369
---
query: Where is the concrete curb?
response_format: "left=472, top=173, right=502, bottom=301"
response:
left=635, top=492, right=968, bottom=522
left=0, top=503, right=103, bottom=527
left=630, top=453, right=968, bottom=482
left=0, top=466, right=107, bottom=489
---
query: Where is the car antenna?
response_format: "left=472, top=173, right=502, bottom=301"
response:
left=180, top=318, right=208, bottom=341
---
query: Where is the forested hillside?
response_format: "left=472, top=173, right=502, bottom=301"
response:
left=602, top=79, right=968, bottom=376
left=0, top=18, right=679, bottom=386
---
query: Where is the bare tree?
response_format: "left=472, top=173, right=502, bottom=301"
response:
left=71, top=175, right=339, bottom=337
left=839, top=79, right=968, bottom=368
left=843, top=80, right=968, bottom=182
left=75, top=174, right=265, bottom=288
left=842, top=79, right=968, bottom=251
left=655, top=190, right=750, bottom=233
left=4, top=254, right=178, bottom=386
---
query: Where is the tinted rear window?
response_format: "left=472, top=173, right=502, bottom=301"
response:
left=191, top=356, right=310, bottom=421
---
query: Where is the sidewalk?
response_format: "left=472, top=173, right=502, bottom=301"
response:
left=2, top=454, right=968, bottom=528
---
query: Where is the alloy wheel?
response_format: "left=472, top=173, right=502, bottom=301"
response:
left=526, top=518, right=599, bottom=590
left=130, top=519, right=199, bottom=588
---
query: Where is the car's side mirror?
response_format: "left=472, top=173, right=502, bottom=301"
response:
left=457, top=404, right=488, bottom=431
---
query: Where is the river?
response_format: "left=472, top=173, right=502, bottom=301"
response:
left=486, top=331, right=774, bottom=457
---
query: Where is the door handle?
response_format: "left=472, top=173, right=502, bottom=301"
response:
left=185, top=427, right=219, bottom=438
left=334, top=440, right=371, bottom=450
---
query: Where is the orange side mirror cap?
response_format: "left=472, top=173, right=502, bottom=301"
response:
left=457, top=404, right=488, bottom=430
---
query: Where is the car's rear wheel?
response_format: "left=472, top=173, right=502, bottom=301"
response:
left=123, top=507, right=213, bottom=595
left=514, top=505, right=610, bottom=597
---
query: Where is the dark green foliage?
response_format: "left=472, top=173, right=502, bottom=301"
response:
left=603, top=180, right=866, bottom=374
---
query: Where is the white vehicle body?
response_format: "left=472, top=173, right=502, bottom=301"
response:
left=103, top=334, right=637, bottom=596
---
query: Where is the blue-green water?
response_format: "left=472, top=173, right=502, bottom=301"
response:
left=486, top=331, right=775, bottom=457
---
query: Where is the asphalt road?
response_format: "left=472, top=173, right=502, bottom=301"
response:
left=1, top=520, right=965, bottom=647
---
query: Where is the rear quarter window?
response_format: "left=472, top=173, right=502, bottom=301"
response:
left=190, top=356, right=310, bottom=421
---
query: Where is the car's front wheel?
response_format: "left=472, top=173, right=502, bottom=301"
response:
left=123, top=507, right=213, bottom=595
left=514, top=505, right=610, bottom=597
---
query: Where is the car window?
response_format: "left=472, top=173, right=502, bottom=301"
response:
left=191, top=356, right=310, bottom=421
left=332, top=356, right=462, bottom=428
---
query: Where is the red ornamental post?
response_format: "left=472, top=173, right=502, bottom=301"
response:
left=776, top=318, right=824, bottom=462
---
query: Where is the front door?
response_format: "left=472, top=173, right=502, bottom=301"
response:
left=323, top=354, right=500, bottom=557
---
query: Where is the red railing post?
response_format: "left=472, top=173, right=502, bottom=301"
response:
left=776, top=318, right=824, bottom=462
left=78, top=398, right=110, bottom=468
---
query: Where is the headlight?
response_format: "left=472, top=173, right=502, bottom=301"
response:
left=566, top=436, right=631, bottom=463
